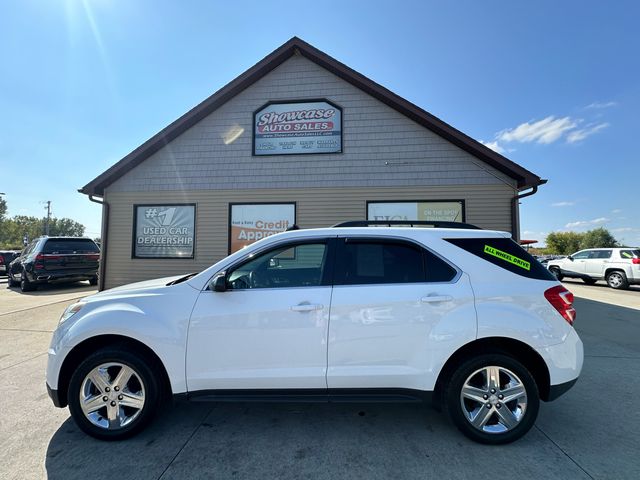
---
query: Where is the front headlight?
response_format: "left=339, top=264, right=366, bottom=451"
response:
left=59, top=302, right=85, bottom=325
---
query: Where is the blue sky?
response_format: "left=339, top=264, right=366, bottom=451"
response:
left=1, top=0, right=638, bottom=245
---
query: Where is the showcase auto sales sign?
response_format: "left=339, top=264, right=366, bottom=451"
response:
left=253, top=101, right=342, bottom=155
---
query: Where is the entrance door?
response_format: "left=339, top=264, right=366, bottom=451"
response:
left=186, top=240, right=334, bottom=392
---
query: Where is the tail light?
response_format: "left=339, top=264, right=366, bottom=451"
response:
left=87, top=254, right=100, bottom=260
left=0, top=256, right=4, bottom=265
left=544, top=285, right=576, bottom=325
left=632, top=258, right=640, bottom=265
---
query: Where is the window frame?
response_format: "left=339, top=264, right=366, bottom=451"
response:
left=571, top=250, right=591, bottom=260
left=222, top=238, right=336, bottom=291
left=333, top=235, right=460, bottom=287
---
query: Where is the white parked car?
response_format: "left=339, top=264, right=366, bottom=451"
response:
left=46, top=223, right=583, bottom=444
left=547, top=248, right=640, bottom=289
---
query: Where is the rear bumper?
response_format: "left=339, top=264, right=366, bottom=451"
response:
left=30, top=270, right=97, bottom=284
left=536, top=328, right=584, bottom=400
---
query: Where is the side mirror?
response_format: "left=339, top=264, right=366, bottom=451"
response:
left=567, top=255, right=573, bottom=261
left=209, top=273, right=227, bottom=292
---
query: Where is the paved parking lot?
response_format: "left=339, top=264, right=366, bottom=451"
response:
left=0, top=277, right=638, bottom=479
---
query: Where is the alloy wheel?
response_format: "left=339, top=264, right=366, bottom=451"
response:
left=79, top=362, right=146, bottom=430
left=608, top=273, right=623, bottom=288
left=460, top=366, right=528, bottom=434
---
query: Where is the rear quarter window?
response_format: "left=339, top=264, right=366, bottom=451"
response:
left=619, top=250, right=640, bottom=259
left=445, top=237, right=556, bottom=280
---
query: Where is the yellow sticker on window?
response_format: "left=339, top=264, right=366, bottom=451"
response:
left=484, top=245, right=531, bottom=271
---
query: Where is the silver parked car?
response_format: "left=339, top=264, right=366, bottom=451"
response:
left=547, top=248, right=640, bottom=289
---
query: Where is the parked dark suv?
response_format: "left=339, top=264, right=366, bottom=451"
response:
left=8, top=237, right=100, bottom=292
left=0, top=250, right=21, bottom=276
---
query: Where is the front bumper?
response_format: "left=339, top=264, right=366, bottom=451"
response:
left=47, top=382, right=65, bottom=408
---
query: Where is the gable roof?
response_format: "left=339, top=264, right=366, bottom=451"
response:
left=80, top=37, right=544, bottom=196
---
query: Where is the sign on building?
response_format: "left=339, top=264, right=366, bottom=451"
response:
left=133, top=204, right=195, bottom=258
left=367, top=201, right=465, bottom=222
left=253, top=100, right=342, bottom=155
left=229, top=203, right=296, bottom=253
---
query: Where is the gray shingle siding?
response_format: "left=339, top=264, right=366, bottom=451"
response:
left=108, top=54, right=516, bottom=193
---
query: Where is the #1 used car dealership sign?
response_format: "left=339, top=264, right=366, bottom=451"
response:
left=134, top=205, right=195, bottom=258
left=253, top=100, right=342, bottom=155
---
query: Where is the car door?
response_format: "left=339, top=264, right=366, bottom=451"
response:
left=584, top=250, right=611, bottom=277
left=186, top=238, right=334, bottom=392
left=564, top=250, right=590, bottom=275
left=327, top=237, right=476, bottom=391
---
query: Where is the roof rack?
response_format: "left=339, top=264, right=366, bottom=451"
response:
left=332, top=220, right=481, bottom=229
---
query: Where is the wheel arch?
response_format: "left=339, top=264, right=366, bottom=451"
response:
left=434, top=336, right=551, bottom=404
left=56, top=334, right=172, bottom=408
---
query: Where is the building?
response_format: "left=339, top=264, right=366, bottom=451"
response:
left=80, top=37, right=545, bottom=290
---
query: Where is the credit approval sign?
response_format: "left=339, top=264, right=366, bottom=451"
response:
left=229, top=203, right=295, bottom=253
left=253, top=100, right=342, bottom=155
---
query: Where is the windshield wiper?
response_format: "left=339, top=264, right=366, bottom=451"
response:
left=167, top=273, right=198, bottom=285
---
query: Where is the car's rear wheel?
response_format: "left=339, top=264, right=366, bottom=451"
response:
left=20, top=269, right=36, bottom=292
left=582, top=277, right=597, bottom=285
left=68, top=347, right=160, bottom=440
left=549, top=267, right=563, bottom=281
left=444, top=354, right=539, bottom=444
left=606, top=270, right=629, bottom=290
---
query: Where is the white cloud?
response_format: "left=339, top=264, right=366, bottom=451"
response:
left=551, top=201, right=576, bottom=207
left=480, top=140, right=505, bottom=154
left=612, top=209, right=623, bottom=214
left=566, top=122, right=609, bottom=143
left=497, top=116, right=577, bottom=145
left=565, top=217, right=610, bottom=229
left=611, top=227, right=635, bottom=233
left=585, top=101, right=617, bottom=109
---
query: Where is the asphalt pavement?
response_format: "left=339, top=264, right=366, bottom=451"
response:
left=0, top=277, right=638, bottom=480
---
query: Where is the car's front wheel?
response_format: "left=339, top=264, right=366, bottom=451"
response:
left=68, top=347, right=160, bottom=440
left=444, top=354, right=540, bottom=444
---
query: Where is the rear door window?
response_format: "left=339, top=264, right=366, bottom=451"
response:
left=43, top=239, right=99, bottom=254
left=590, top=250, right=612, bottom=259
left=334, top=238, right=457, bottom=285
left=620, top=250, right=640, bottom=259
left=445, top=237, right=556, bottom=280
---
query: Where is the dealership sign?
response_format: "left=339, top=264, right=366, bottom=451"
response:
left=367, top=201, right=464, bottom=222
left=230, top=203, right=295, bottom=253
left=253, top=101, right=342, bottom=155
left=133, top=205, right=195, bottom=258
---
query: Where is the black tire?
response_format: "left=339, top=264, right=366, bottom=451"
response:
left=20, top=269, right=36, bottom=292
left=443, top=354, right=540, bottom=444
left=89, top=276, right=98, bottom=286
left=606, top=270, right=629, bottom=290
left=582, top=277, right=597, bottom=285
left=68, top=347, right=160, bottom=440
left=7, top=273, right=19, bottom=287
left=549, top=267, right=563, bottom=281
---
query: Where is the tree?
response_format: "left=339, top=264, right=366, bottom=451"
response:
left=0, top=196, right=7, bottom=220
left=0, top=198, right=87, bottom=248
left=545, top=231, right=584, bottom=255
left=580, top=227, right=618, bottom=249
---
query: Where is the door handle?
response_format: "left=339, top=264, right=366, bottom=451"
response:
left=291, top=303, right=323, bottom=312
left=421, top=295, right=453, bottom=303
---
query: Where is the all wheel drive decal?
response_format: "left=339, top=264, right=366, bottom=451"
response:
left=484, top=245, right=531, bottom=271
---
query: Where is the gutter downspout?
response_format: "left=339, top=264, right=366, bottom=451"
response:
left=511, top=179, right=547, bottom=242
left=87, top=194, right=109, bottom=291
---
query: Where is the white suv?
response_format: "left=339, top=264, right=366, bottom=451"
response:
left=547, top=248, right=640, bottom=289
left=46, top=224, right=583, bottom=444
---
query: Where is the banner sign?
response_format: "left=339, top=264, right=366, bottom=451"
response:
left=133, top=204, right=195, bottom=258
left=367, top=201, right=464, bottom=222
left=230, top=203, right=295, bottom=253
left=253, top=101, right=342, bottom=155
left=484, top=245, right=531, bottom=271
